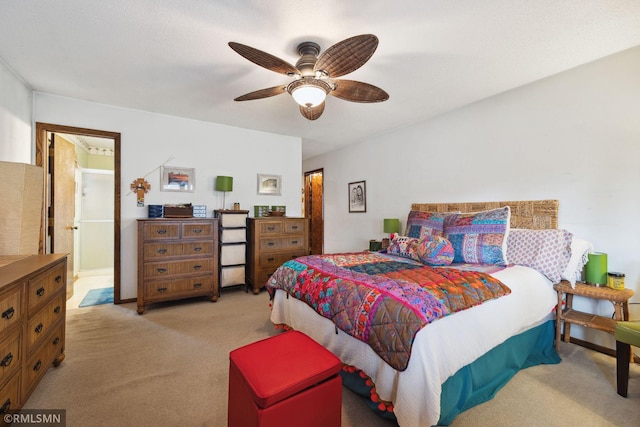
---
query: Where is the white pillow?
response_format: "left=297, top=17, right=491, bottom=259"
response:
left=560, top=237, right=594, bottom=287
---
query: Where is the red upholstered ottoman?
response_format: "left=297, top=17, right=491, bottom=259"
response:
left=228, top=330, right=342, bottom=427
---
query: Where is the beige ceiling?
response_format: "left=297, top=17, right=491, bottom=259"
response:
left=2, top=1, right=639, bottom=160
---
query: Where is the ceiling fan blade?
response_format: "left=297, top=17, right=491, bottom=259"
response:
left=229, top=42, right=299, bottom=76
left=329, top=80, right=389, bottom=103
left=299, top=102, right=325, bottom=120
left=314, top=34, right=378, bottom=78
left=234, top=85, right=286, bottom=101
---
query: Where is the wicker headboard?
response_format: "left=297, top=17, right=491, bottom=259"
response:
left=410, top=200, right=558, bottom=230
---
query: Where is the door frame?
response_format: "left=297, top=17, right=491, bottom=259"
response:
left=304, top=168, right=324, bottom=254
left=35, top=122, right=124, bottom=304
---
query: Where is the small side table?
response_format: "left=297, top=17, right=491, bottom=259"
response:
left=554, top=280, right=634, bottom=352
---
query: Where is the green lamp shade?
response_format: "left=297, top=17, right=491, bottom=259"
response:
left=584, top=252, right=607, bottom=285
left=215, top=176, right=233, bottom=192
left=383, top=218, right=400, bottom=234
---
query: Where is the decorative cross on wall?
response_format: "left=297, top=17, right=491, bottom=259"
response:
left=130, top=178, right=151, bottom=207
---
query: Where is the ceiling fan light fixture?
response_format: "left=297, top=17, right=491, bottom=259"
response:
left=287, top=79, right=331, bottom=108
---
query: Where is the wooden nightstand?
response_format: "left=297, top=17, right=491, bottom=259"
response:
left=554, top=280, right=634, bottom=353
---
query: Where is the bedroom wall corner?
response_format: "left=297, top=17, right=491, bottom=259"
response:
left=0, top=59, right=32, bottom=163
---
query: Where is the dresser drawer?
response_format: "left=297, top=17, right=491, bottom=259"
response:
left=181, top=222, right=214, bottom=239
left=24, top=323, right=64, bottom=397
left=258, top=252, right=290, bottom=269
left=0, top=371, right=21, bottom=416
left=144, top=276, right=214, bottom=300
left=259, top=238, right=284, bottom=251
left=284, top=220, right=306, bottom=234
left=258, top=221, right=283, bottom=235
left=144, top=242, right=183, bottom=260
left=282, top=236, right=305, bottom=250
left=144, top=258, right=213, bottom=278
left=143, top=222, right=180, bottom=240
left=27, top=262, right=65, bottom=315
left=0, top=288, right=22, bottom=335
left=0, top=331, right=21, bottom=385
left=26, top=292, right=65, bottom=353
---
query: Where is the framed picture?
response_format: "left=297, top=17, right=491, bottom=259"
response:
left=348, top=180, right=366, bottom=212
left=257, top=174, right=281, bottom=195
left=160, top=166, right=195, bottom=192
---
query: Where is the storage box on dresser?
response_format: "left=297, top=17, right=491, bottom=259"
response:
left=0, top=254, right=66, bottom=415
left=137, top=218, right=219, bottom=314
left=247, top=217, right=309, bottom=294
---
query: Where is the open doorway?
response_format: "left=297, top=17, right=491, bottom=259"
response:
left=35, top=123, right=123, bottom=305
left=304, top=169, right=324, bottom=254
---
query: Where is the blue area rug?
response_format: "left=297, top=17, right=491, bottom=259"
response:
left=79, top=287, right=114, bottom=307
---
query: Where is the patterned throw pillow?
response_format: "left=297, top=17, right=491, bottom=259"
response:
left=386, top=236, right=420, bottom=260
left=404, top=211, right=451, bottom=239
left=444, top=206, right=511, bottom=265
left=414, top=235, right=454, bottom=266
left=506, top=228, right=573, bottom=283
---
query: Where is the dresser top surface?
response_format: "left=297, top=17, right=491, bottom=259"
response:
left=0, top=254, right=67, bottom=289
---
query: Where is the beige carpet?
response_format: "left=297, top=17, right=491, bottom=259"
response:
left=24, top=290, right=639, bottom=426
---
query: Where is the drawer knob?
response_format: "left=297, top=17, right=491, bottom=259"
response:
left=267, top=227, right=275, bottom=231
left=0, top=352, right=13, bottom=367
left=55, top=275, right=62, bottom=283
left=193, top=283, right=202, bottom=289
left=54, top=305, right=61, bottom=314
left=157, top=268, right=167, bottom=273
left=157, top=248, right=167, bottom=254
left=53, top=337, right=60, bottom=346
left=194, top=247, right=202, bottom=252
left=193, top=265, right=202, bottom=270
left=193, top=228, right=202, bottom=234
left=1, top=398, right=10, bottom=414
left=267, top=242, right=275, bottom=246
left=36, top=287, right=45, bottom=297
left=267, top=257, right=275, bottom=262
left=292, top=226, right=298, bottom=230
left=35, top=323, right=43, bottom=334
left=157, top=229, right=167, bottom=235
left=291, top=240, right=298, bottom=244
left=157, top=287, right=168, bottom=293
left=1, top=307, right=14, bottom=320
left=33, top=359, right=42, bottom=372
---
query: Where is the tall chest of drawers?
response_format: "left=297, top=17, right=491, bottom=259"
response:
left=213, top=210, right=249, bottom=292
left=137, top=218, right=218, bottom=314
left=0, top=254, right=67, bottom=414
left=246, top=217, right=309, bottom=294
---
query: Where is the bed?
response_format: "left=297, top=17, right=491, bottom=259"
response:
left=267, top=200, right=573, bottom=427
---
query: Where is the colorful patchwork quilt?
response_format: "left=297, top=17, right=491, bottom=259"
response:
left=266, top=252, right=511, bottom=371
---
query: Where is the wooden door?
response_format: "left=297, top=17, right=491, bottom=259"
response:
left=50, top=134, right=77, bottom=298
left=304, top=169, right=324, bottom=254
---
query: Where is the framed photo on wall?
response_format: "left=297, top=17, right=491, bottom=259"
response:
left=348, top=180, right=366, bottom=212
left=257, top=174, right=281, bottom=195
left=160, top=166, right=195, bottom=192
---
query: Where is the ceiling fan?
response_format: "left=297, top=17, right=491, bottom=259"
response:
left=228, top=34, right=389, bottom=120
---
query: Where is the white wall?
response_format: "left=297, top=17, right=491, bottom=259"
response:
left=34, top=93, right=302, bottom=299
left=304, top=46, right=640, bottom=343
left=0, top=59, right=32, bottom=162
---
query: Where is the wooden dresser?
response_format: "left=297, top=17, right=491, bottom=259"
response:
left=0, top=254, right=67, bottom=414
left=246, top=217, right=309, bottom=294
left=137, top=218, right=219, bottom=314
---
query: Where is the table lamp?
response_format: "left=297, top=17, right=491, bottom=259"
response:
left=584, top=252, right=607, bottom=286
left=383, top=218, right=400, bottom=239
left=215, top=176, right=233, bottom=210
